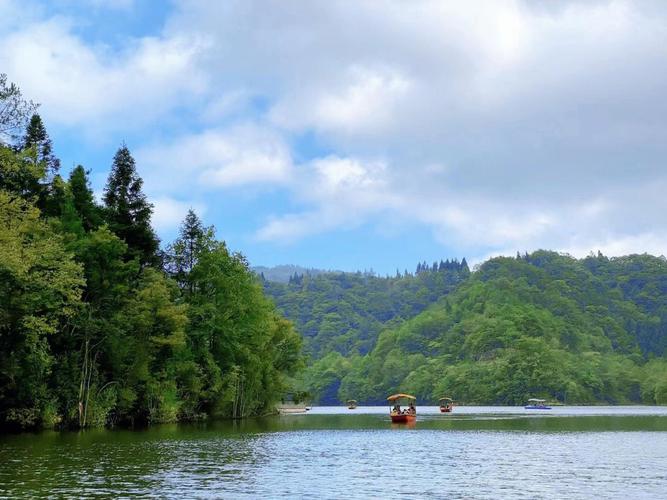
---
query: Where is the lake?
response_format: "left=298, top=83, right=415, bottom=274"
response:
left=2, top=406, right=667, bottom=498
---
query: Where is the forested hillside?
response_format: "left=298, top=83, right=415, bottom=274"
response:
left=0, top=76, right=302, bottom=431
left=265, top=252, right=667, bottom=406
left=263, top=259, right=470, bottom=358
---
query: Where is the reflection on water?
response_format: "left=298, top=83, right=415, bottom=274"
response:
left=1, top=407, right=667, bottom=498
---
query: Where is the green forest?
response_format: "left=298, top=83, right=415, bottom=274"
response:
left=0, top=75, right=302, bottom=431
left=264, top=253, right=667, bottom=406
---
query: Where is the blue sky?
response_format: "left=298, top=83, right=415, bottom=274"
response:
left=2, top=0, right=667, bottom=274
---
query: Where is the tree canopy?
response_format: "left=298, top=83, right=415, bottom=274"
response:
left=264, top=251, right=667, bottom=406
left=0, top=79, right=303, bottom=430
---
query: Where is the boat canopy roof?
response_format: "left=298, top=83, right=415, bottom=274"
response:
left=346, top=399, right=357, bottom=403
left=527, top=398, right=546, bottom=402
left=387, top=393, right=416, bottom=401
left=439, top=397, right=453, bottom=402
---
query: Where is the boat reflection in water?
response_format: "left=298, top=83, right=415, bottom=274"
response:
left=388, top=393, right=416, bottom=423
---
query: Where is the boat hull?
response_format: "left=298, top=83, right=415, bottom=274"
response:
left=439, top=407, right=452, bottom=413
left=524, top=406, right=552, bottom=410
left=390, top=413, right=416, bottom=423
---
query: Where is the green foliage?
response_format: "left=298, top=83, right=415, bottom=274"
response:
left=0, top=190, right=84, bottom=429
left=164, top=209, right=215, bottom=297
left=263, top=261, right=469, bottom=359
left=68, top=165, right=102, bottom=232
left=187, top=241, right=303, bottom=418
left=0, top=127, right=303, bottom=429
left=0, top=145, right=45, bottom=199
left=102, top=145, right=159, bottom=266
left=22, top=114, right=60, bottom=176
left=282, top=251, right=667, bottom=405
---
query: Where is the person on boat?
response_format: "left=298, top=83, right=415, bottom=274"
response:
left=408, top=402, right=416, bottom=414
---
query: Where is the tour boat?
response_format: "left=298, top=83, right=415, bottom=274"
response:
left=387, top=393, right=417, bottom=423
left=439, top=397, right=454, bottom=413
left=347, top=399, right=358, bottom=410
left=524, top=398, right=551, bottom=410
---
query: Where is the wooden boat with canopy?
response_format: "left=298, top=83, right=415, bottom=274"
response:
left=388, top=393, right=416, bottom=423
left=439, top=397, right=454, bottom=413
left=347, top=399, right=357, bottom=409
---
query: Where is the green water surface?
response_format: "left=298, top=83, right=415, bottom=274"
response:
left=2, top=406, right=666, bottom=498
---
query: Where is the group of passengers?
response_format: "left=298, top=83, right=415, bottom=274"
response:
left=392, top=403, right=416, bottom=415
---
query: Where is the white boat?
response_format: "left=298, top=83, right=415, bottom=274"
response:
left=524, top=398, right=551, bottom=410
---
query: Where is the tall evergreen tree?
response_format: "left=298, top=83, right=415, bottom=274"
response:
left=103, top=145, right=159, bottom=266
left=165, top=209, right=214, bottom=295
left=68, top=165, right=102, bottom=232
left=22, top=114, right=60, bottom=176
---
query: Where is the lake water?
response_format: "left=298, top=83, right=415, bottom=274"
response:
left=2, top=406, right=667, bottom=498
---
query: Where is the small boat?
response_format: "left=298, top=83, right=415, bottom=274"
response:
left=439, top=397, right=454, bottom=413
left=524, top=398, right=551, bottom=410
left=347, top=399, right=358, bottom=410
left=388, top=393, right=417, bottom=423
left=278, top=407, right=308, bottom=415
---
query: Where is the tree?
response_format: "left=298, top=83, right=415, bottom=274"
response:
left=22, top=114, right=60, bottom=176
left=0, top=144, right=45, bottom=199
left=109, top=268, right=189, bottom=424
left=165, top=209, right=214, bottom=296
left=103, top=145, right=159, bottom=266
left=0, top=74, right=38, bottom=144
left=68, top=165, right=102, bottom=232
left=189, top=242, right=302, bottom=417
left=0, top=191, right=84, bottom=429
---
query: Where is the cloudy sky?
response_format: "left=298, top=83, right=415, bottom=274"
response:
left=1, top=0, right=666, bottom=273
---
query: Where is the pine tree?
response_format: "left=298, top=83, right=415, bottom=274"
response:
left=22, top=114, right=60, bottom=176
left=165, top=209, right=214, bottom=295
left=41, top=174, right=67, bottom=218
left=68, top=165, right=102, bottom=232
left=103, top=145, right=159, bottom=266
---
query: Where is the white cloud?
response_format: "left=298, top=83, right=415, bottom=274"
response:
left=137, top=125, right=293, bottom=192
left=0, top=15, right=207, bottom=133
left=270, top=66, right=412, bottom=135
left=151, top=196, right=206, bottom=233
left=255, top=156, right=400, bottom=242
left=4, top=0, right=667, bottom=263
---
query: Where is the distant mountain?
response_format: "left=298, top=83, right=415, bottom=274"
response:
left=252, top=264, right=335, bottom=283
